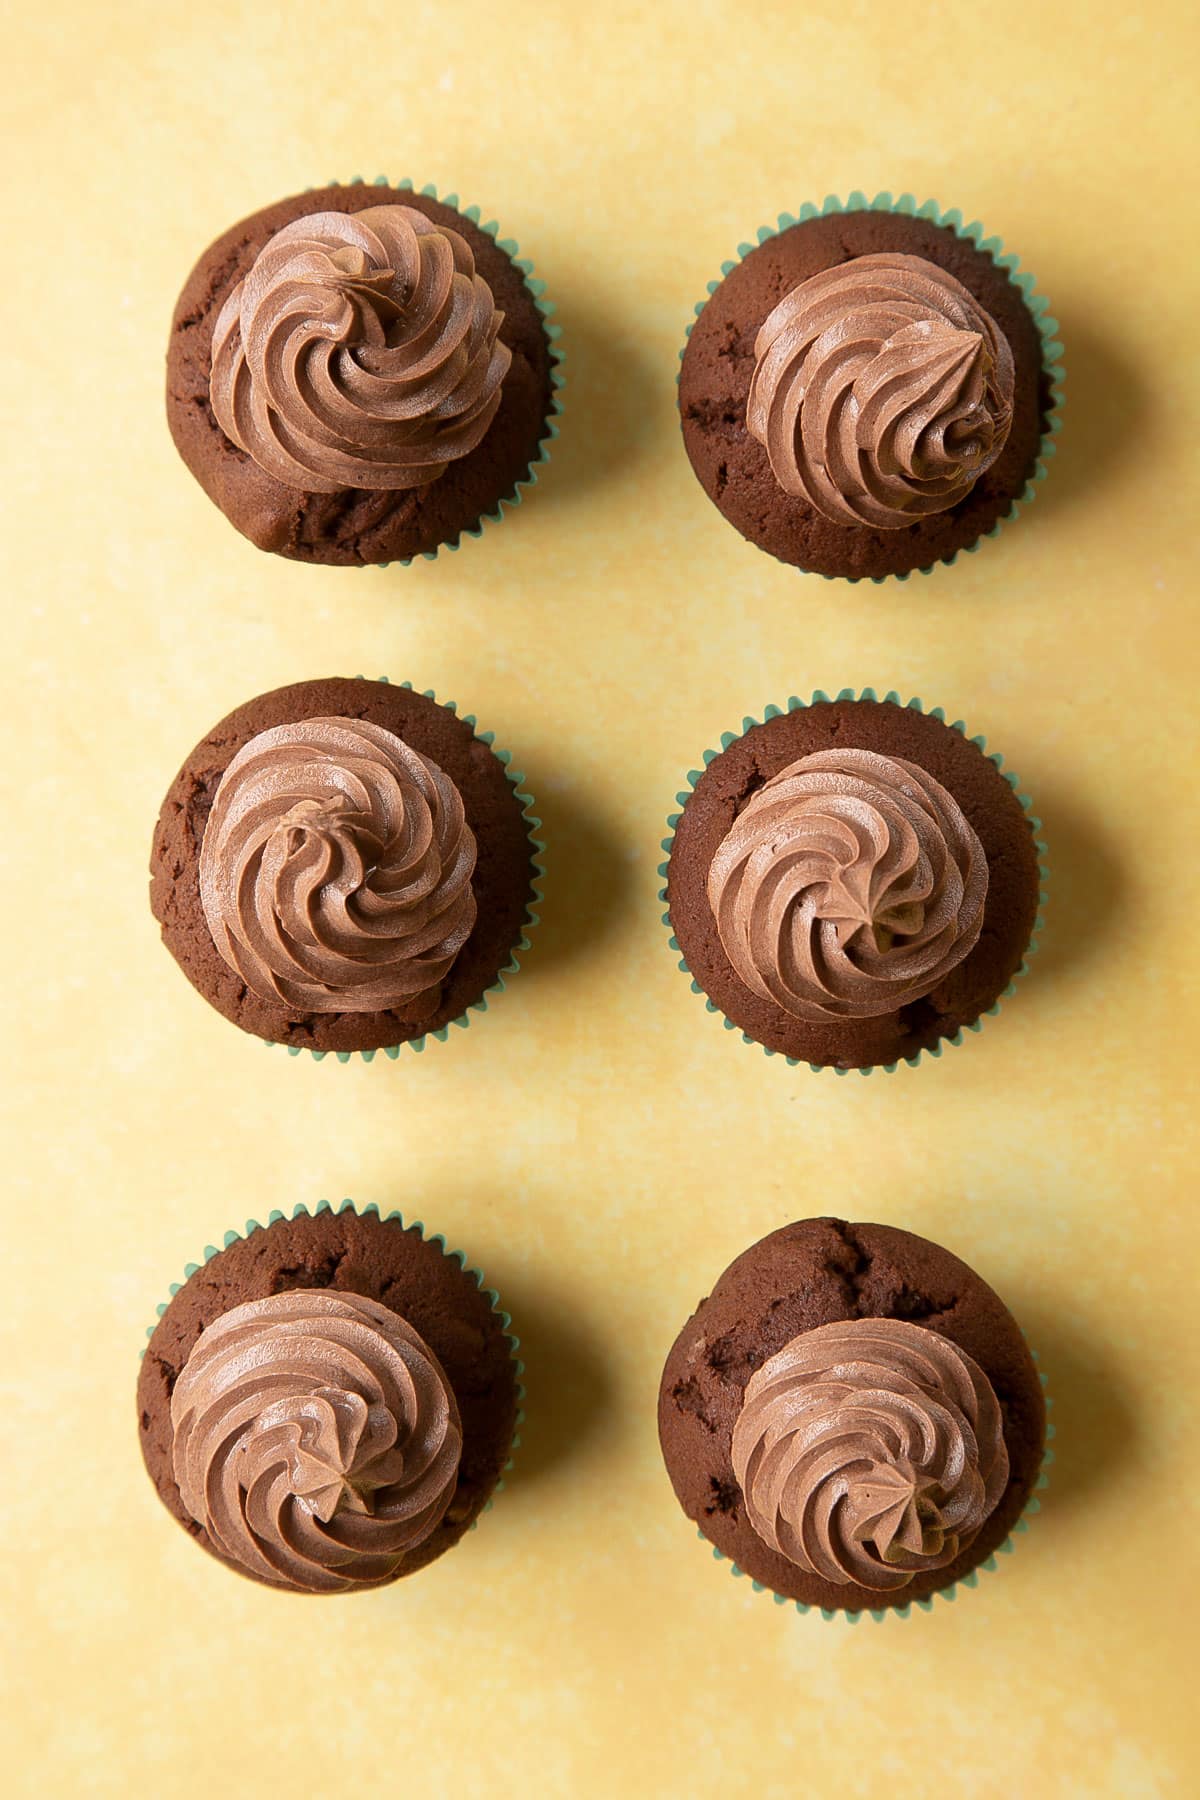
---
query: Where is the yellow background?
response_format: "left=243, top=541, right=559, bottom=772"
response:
left=3, top=1, right=1197, bottom=1793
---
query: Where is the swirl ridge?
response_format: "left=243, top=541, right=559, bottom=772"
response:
left=746, top=252, right=1015, bottom=528
left=707, top=747, right=987, bottom=1021
left=210, top=205, right=511, bottom=492
left=170, top=1290, right=463, bottom=1593
left=731, top=1318, right=1009, bottom=1591
left=199, top=716, right=478, bottom=1015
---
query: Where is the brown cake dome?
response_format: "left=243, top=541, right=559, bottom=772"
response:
left=167, top=179, right=561, bottom=564
left=139, top=1203, right=522, bottom=1594
left=679, top=194, right=1062, bottom=580
left=661, top=691, right=1045, bottom=1070
left=658, top=1219, right=1049, bottom=1616
left=150, top=677, right=541, bottom=1056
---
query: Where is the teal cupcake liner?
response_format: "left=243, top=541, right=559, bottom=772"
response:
left=142, top=1199, right=525, bottom=1522
left=658, top=688, right=1049, bottom=1074
left=266, top=675, right=544, bottom=1063
left=315, top=176, right=564, bottom=567
left=703, top=1351, right=1053, bottom=1621
left=681, top=190, right=1064, bottom=582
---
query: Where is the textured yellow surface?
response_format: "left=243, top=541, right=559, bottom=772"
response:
left=3, top=1, right=1198, bottom=1794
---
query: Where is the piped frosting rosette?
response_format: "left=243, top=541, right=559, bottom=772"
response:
left=170, top=1290, right=463, bottom=1594
left=198, top=716, right=478, bottom=1015
left=707, top=747, right=987, bottom=1021
left=210, top=204, right=511, bottom=492
left=730, top=1318, right=1009, bottom=1592
left=746, top=252, right=1015, bottom=528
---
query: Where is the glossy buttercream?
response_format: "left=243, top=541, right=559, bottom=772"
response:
left=199, top=716, right=477, bottom=1015
left=170, top=1290, right=462, bottom=1593
left=210, top=205, right=510, bottom=491
left=746, top=252, right=1015, bottom=527
left=730, top=1317, right=1009, bottom=1590
left=707, top=747, right=986, bottom=1021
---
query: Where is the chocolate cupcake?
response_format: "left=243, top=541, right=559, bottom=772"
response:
left=139, top=1203, right=522, bottom=1594
left=679, top=193, right=1062, bottom=580
left=150, top=676, right=541, bottom=1057
left=167, top=178, right=561, bottom=564
left=661, top=690, right=1045, bottom=1071
left=659, top=1219, right=1049, bottom=1617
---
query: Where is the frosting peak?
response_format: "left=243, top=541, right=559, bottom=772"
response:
left=731, top=1318, right=1009, bottom=1591
left=210, top=205, right=511, bottom=492
left=746, top=253, right=1015, bottom=528
left=707, top=747, right=987, bottom=1020
left=170, top=1291, right=462, bottom=1593
left=199, top=716, right=477, bottom=1016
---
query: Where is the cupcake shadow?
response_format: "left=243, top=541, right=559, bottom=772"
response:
left=1033, top=310, right=1149, bottom=516
left=1021, top=1310, right=1138, bottom=1515
left=541, top=289, right=670, bottom=503
left=499, top=1285, right=616, bottom=1486
left=1028, top=784, right=1124, bottom=988
left=523, top=778, right=636, bottom=975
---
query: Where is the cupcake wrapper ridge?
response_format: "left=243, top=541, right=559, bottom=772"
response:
left=704, top=1349, right=1054, bottom=1622
left=308, top=177, right=564, bottom=569
left=681, top=190, right=1064, bottom=583
left=658, top=688, right=1049, bottom=1075
left=142, top=1199, right=525, bottom=1519
left=265, top=676, right=544, bottom=1064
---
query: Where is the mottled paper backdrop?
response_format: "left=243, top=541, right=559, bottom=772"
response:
left=2, top=1, right=1194, bottom=1794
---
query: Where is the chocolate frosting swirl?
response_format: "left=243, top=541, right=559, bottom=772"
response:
left=199, top=717, right=477, bottom=1015
left=170, top=1291, right=463, bottom=1593
left=746, top=253, right=1015, bottom=528
left=731, top=1318, right=1009, bottom=1591
left=210, top=205, right=511, bottom=492
left=707, top=747, right=986, bottom=1021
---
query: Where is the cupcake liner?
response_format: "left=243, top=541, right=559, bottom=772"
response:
left=681, top=190, right=1064, bottom=582
left=313, top=176, right=564, bottom=567
left=142, top=1199, right=525, bottom=1520
left=265, top=676, right=544, bottom=1063
left=705, top=1351, right=1054, bottom=1622
left=658, top=688, right=1049, bottom=1074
